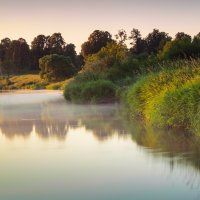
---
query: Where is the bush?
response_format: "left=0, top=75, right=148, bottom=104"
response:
left=64, top=79, right=116, bottom=103
left=82, top=80, right=116, bottom=103
left=64, top=81, right=83, bottom=102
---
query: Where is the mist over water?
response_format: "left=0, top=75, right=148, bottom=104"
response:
left=0, top=91, right=200, bottom=200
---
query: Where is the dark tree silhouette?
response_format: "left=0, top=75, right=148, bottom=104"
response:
left=31, top=34, right=48, bottom=69
left=129, top=28, right=147, bottom=55
left=115, top=29, right=127, bottom=45
left=145, top=29, right=171, bottom=54
left=63, top=43, right=77, bottom=65
left=81, top=30, right=113, bottom=58
left=175, top=32, right=192, bottom=41
left=7, top=38, right=30, bottom=71
left=0, top=38, right=11, bottom=62
left=45, top=33, right=65, bottom=55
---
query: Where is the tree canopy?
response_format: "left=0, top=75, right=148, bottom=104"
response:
left=81, top=30, right=113, bottom=58
left=39, top=54, right=76, bottom=82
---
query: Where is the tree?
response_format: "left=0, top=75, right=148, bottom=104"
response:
left=45, top=33, right=65, bottom=55
left=39, top=54, right=76, bottom=82
left=18, top=38, right=31, bottom=69
left=145, top=29, right=171, bottom=54
left=192, top=33, right=200, bottom=56
left=81, top=30, right=113, bottom=58
left=7, top=38, right=30, bottom=71
left=115, top=29, right=127, bottom=45
left=129, top=28, right=147, bottom=55
left=0, top=38, right=11, bottom=61
left=159, top=32, right=199, bottom=60
left=31, top=34, right=47, bottom=69
left=159, top=38, right=193, bottom=60
left=84, top=41, right=128, bottom=72
left=0, top=59, right=15, bottom=78
left=175, top=32, right=191, bottom=41
left=63, top=43, right=77, bottom=65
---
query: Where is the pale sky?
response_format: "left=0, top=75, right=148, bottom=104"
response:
left=0, top=0, right=200, bottom=53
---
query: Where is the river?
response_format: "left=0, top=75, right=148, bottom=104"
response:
left=0, top=91, right=200, bottom=200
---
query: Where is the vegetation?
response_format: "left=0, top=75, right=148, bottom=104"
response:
left=1, top=28, right=200, bottom=135
left=0, top=74, right=67, bottom=90
left=39, top=54, right=76, bottom=82
left=126, top=61, right=200, bottom=135
left=64, top=71, right=116, bottom=103
left=81, top=30, right=113, bottom=58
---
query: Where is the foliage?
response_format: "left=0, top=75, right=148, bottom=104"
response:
left=159, top=32, right=200, bottom=60
left=83, top=42, right=128, bottom=77
left=126, top=63, right=200, bottom=135
left=45, top=33, right=65, bottom=55
left=81, top=30, right=113, bottom=58
left=64, top=79, right=116, bottom=103
left=152, top=81, right=200, bottom=135
left=31, top=34, right=47, bottom=69
left=39, top=54, right=76, bottom=82
left=6, top=38, right=31, bottom=71
left=115, top=29, right=127, bottom=45
left=0, top=59, right=15, bottom=77
left=145, top=29, right=171, bottom=54
left=129, top=28, right=147, bottom=55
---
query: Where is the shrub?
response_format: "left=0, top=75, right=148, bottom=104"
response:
left=64, top=81, right=83, bottom=102
left=81, top=80, right=116, bottom=103
left=64, top=79, right=116, bottom=103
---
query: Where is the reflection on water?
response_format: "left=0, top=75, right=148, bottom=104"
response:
left=0, top=92, right=124, bottom=140
left=0, top=91, right=200, bottom=200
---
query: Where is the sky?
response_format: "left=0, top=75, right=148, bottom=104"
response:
left=0, top=0, right=200, bottom=53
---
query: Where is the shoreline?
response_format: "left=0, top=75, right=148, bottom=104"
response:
left=0, top=89, right=62, bottom=94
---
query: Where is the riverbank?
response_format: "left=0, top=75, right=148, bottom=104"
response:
left=126, top=65, right=200, bottom=135
left=0, top=74, right=70, bottom=90
left=63, top=60, right=200, bottom=135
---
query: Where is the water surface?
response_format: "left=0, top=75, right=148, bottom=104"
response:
left=0, top=91, right=200, bottom=200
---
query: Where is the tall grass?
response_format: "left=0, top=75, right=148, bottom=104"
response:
left=126, top=61, right=200, bottom=135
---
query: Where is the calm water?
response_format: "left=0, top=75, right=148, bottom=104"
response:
left=0, top=91, right=200, bottom=200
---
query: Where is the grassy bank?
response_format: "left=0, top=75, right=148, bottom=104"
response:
left=0, top=74, right=70, bottom=90
left=126, top=64, right=200, bottom=135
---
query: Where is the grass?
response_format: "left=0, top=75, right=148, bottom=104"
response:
left=0, top=74, right=70, bottom=90
left=126, top=63, right=200, bottom=135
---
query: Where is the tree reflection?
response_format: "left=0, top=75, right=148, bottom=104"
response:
left=82, top=116, right=126, bottom=141
left=0, top=120, right=33, bottom=138
left=34, top=120, right=69, bottom=140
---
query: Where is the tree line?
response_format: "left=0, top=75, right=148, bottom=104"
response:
left=0, top=29, right=200, bottom=77
left=0, top=33, right=83, bottom=76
